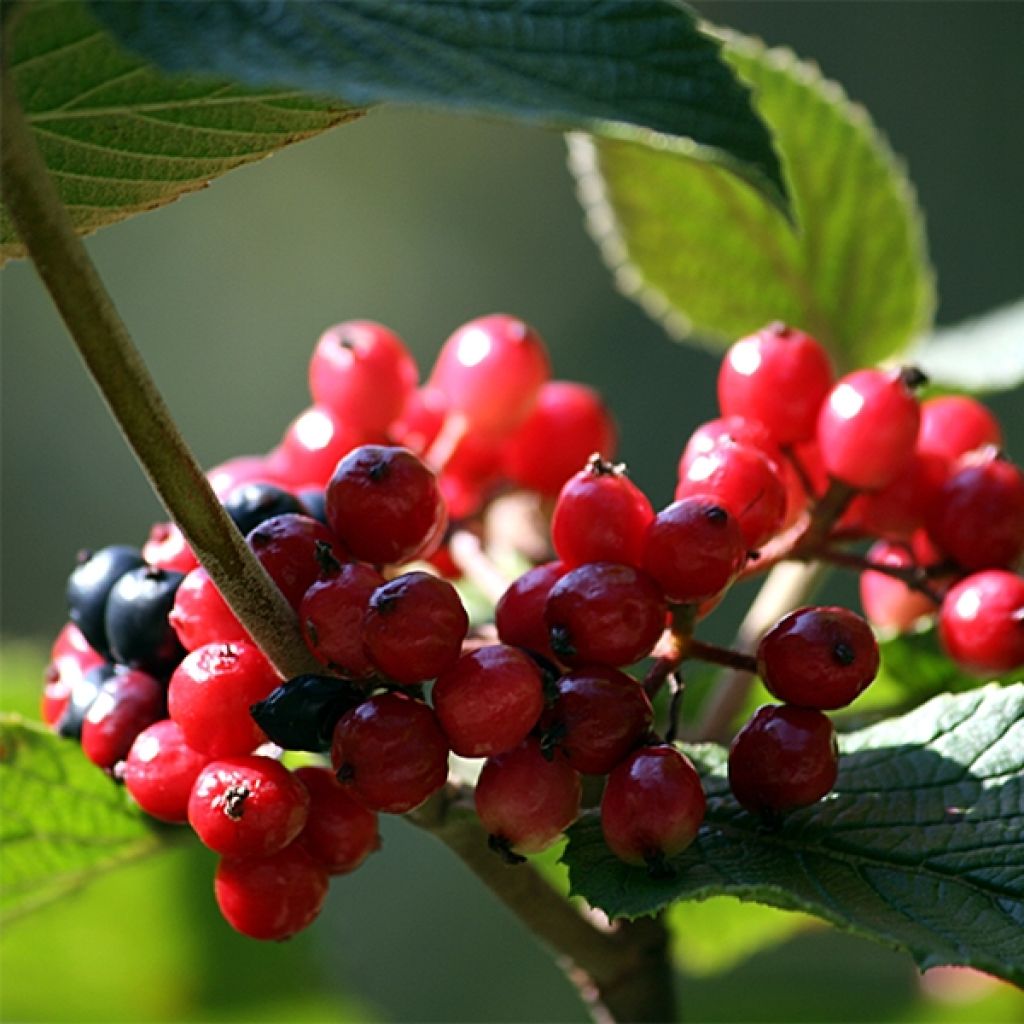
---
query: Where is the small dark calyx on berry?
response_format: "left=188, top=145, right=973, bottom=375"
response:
left=705, top=504, right=728, bottom=526
left=833, top=641, right=856, bottom=666
left=220, top=643, right=239, bottom=659
left=549, top=625, right=576, bottom=660
left=305, top=620, right=319, bottom=648
left=538, top=722, right=567, bottom=759
left=898, top=365, right=929, bottom=391
left=371, top=591, right=399, bottom=616
left=644, top=850, right=676, bottom=880
left=367, top=458, right=390, bottom=483
left=487, top=833, right=527, bottom=866
left=337, top=333, right=356, bottom=350
left=767, top=320, right=791, bottom=336
left=586, top=453, right=626, bottom=477
left=223, top=785, right=250, bottom=820
left=336, top=762, right=356, bottom=784
left=75, top=548, right=93, bottom=566
left=314, top=539, right=342, bottom=576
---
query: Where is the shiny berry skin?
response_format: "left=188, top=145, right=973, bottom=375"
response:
left=122, top=719, right=208, bottom=824
left=205, top=454, right=282, bottom=499
left=642, top=497, right=747, bottom=603
left=758, top=606, right=879, bottom=710
left=859, top=541, right=939, bottom=633
left=474, top=738, right=581, bottom=855
left=927, top=448, right=1024, bottom=570
left=428, top=314, right=551, bottom=436
left=938, top=570, right=1024, bottom=675
left=309, top=320, right=419, bottom=434
left=917, top=395, right=1002, bottom=461
left=300, top=562, right=385, bottom=678
left=816, top=367, right=923, bottom=490
left=843, top=451, right=949, bottom=541
left=390, top=386, right=448, bottom=457
left=331, top=692, right=450, bottom=813
left=104, top=566, right=186, bottom=677
left=142, top=521, right=198, bottom=574
left=600, top=745, right=705, bottom=868
left=325, top=445, right=446, bottom=565
left=728, top=705, right=839, bottom=818
left=66, top=545, right=146, bottom=658
left=551, top=457, right=654, bottom=569
left=718, top=323, right=834, bottom=445
left=293, top=765, right=381, bottom=875
left=545, top=563, right=666, bottom=668
left=168, top=641, right=281, bottom=757
left=169, top=567, right=249, bottom=651
left=268, top=404, right=376, bottom=490
left=676, top=442, right=786, bottom=550
left=56, top=663, right=114, bottom=740
left=43, top=623, right=106, bottom=726
left=222, top=482, right=308, bottom=537
left=246, top=513, right=345, bottom=609
left=542, top=667, right=653, bottom=775
left=502, top=381, right=617, bottom=496
left=363, top=571, right=468, bottom=684
left=494, top=561, right=567, bottom=662
left=215, top=844, right=329, bottom=941
left=81, top=668, right=165, bottom=769
left=188, top=755, right=310, bottom=858
left=678, top=415, right=784, bottom=478
left=432, top=645, right=545, bottom=757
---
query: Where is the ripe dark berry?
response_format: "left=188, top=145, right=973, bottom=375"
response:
left=600, top=745, right=705, bottom=870
left=189, top=756, right=310, bottom=858
left=859, top=541, right=939, bottom=633
left=269, top=404, right=375, bottom=490
left=250, top=674, right=365, bottom=753
left=917, top=395, right=1002, bottom=462
left=169, top=566, right=250, bottom=652
left=474, top=738, right=581, bottom=856
left=81, top=667, right=165, bottom=769
left=122, top=718, right=209, bottom=824
left=728, top=705, right=839, bottom=818
left=222, top=482, right=308, bottom=537
left=757, top=606, right=880, bottom=710
left=938, top=570, right=1024, bottom=675
left=432, top=645, right=545, bottom=758
left=494, top=561, right=567, bottom=662
left=246, top=513, right=345, bottom=609
left=214, top=844, right=329, bottom=941
left=66, top=545, right=146, bottom=658
left=331, top=692, right=450, bottom=813
left=545, top=562, right=666, bottom=668
left=104, top=566, right=186, bottom=677
left=363, top=571, right=468, bottom=685
left=325, top=445, right=447, bottom=565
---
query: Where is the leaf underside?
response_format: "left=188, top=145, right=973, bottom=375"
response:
left=563, top=685, right=1024, bottom=986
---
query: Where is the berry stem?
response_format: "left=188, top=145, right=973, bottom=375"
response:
left=0, top=64, right=320, bottom=682
left=813, top=546, right=944, bottom=604
left=685, top=640, right=758, bottom=675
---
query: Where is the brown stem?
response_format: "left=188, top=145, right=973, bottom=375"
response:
left=813, top=546, right=944, bottom=604
left=686, top=640, right=758, bottom=674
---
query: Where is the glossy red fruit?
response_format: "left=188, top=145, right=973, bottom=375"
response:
left=325, top=445, right=446, bottom=565
left=169, top=567, right=250, bottom=651
left=122, top=718, right=209, bottom=824
left=816, top=367, right=923, bottom=490
left=678, top=415, right=783, bottom=478
left=718, top=323, right=834, bottom=445
left=938, top=570, right=1024, bottom=675
left=551, top=456, right=654, bottom=569
left=81, top=668, right=165, bottom=769
left=494, top=561, right=568, bottom=663
left=432, top=645, right=545, bottom=757
left=293, top=765, right=381, bottom=875
left=917, top=395, right=1002, bottom=461
left=474, top=738, right=581, bottom=856
left=247, top=513, right=346, bottom=609
left=600, top=745, right=705, bottom=868
left=332, top=692, right=450, bottom=813
left=389, top=386, right=448, bottom=457
left=269, top=405, right=375, bottom=489
left=437, top=429, right=506, bottom=519
left=542, top=667, right=653, bottom=775
left=545, top=562, right=666, bottom=668
left=363, top=571, right=468, bottom=685
left=728, top=705, right=839, bottom=817
left=43, top=623, right=106, bottom=726
left=428, top=314, right=550, bottom=436
left=205, top=454, right=283, bottom=499
left=642, top=497, right=747, bottom=603
left=215, top=844, right=329, bottom=941
left=843, top=451, right=949, bottom=541
left=309, top=320, right=419, bottom=434
left=859, top=541, right=940, bottom=633
left=757, top=606, right=880, bottom=710
left=142, top=521, right=199, bottom=574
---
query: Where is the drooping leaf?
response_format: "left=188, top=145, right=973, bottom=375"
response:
left=563, top=685, right=1024, bottom=985
left=568, top=30, right=934, bottom=369
left=0, top=714, right=167, bottom=922
left=0, top=1, right=358, bottom=262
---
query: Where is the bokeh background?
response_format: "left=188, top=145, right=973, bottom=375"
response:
left=2, top=2, right=1023, bottom=1021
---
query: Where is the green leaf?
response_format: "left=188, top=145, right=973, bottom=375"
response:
left=563, top=685, right=1024, bottom=985
left=0, top=714, right=166, bottom=922
left=0, top=0, right=358, bottom=261
left=88, top=0, right=787, bottom=211
left=568, top=30, right=935, bottom=369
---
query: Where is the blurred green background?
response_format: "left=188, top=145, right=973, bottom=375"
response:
left=2, top=2, right=1023, bottom=1021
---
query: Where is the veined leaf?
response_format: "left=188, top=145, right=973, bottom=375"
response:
left=569, top=30, right=934, bottom=369
left=563, top=685, right=1024, bottom=985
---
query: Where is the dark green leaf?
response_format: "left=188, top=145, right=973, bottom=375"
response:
left=563, top=685, right=1024, bottom=985
left=569, top=30, right=934, bottom=369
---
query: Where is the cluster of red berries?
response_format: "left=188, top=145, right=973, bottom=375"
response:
left=42, top=315, right=1022, bottom=941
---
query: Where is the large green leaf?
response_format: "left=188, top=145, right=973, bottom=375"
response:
left=563, top=685, right=1024, bottom=985
left=0, top=0, right=358, bottom=261
left=569, top=30, right=934, bottom=369
left=0, top=714, right=167, bottom=922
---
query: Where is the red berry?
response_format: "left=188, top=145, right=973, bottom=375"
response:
left=81, top=668, right=165, bottom=769
left=142, top=521, right=199, bottom=575
left=332, top=692, right=449, bottom=813
left=363, top=571, right=468, bottom=685
left=432, top=645, right=545, bottom=757
left=843, top=451, right=949, bottom=541
left=309, top=320, right=419, bottom=434
left=642, top=497, right=747, bottom=603
left=600, top=745, right=705, bottom=868
left=169, top=567, right=250, bottom=652
left=859, top=541, right=939, bottom=633
left=757, top=606, right=879, bottom=710
left=718, top=323, right=833, bottom=445
left=679, top=415, right=783, bottom=478
left=122, top=718, right=208, bottom=824
left=215, top=844, right=329, bottom=941
left=545, top=562, right=666, bottom=668
left=325, top=445, right=446, bottom=565
left=728, top=705, right=838, bottom=817
left=438, top=429, right=506, bottom=519
left=551, top=457, right=654, bottom=569
left=494, top=561, right=567, bottom=663
left=247, top=513, right=345, bottom=609
left=816, top=367, right=922, bottom=490
left=269, top=405, right=375, bottom=489
left=389, top=386, right=448, bottom=457
left=938, top=570, right=1024, bottom=675
left=43, top=623, right=105, bottom=726
left=474, top=738, right=581, bottom=855
left=293, top=765, right=381, bottom=875
left=917, top=395, right=1002, bottom=462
